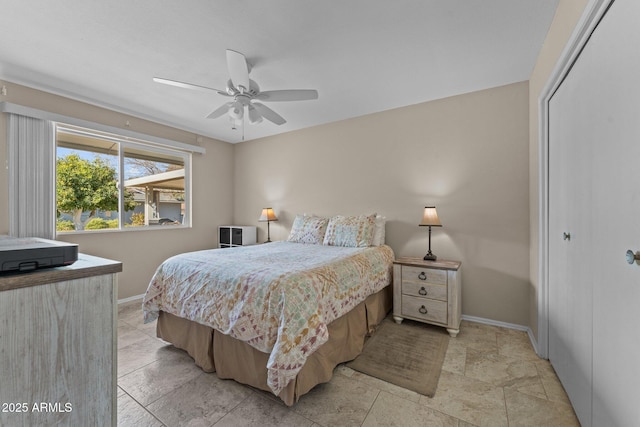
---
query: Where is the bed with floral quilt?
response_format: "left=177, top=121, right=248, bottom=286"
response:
left=142, top=214, right=393, bottom=405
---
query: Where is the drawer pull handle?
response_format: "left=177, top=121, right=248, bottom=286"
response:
left=418, top=286, right=428, bottom=296
left=418, top=305, right=428, bottom=314
left=418, top=272, right=427, bottom=280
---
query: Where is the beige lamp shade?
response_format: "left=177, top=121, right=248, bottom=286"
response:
left=259, top=208, right=278, bottom=222
left=419, top=206, right=442, bottom=227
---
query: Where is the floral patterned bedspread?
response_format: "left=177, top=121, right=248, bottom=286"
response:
left=142, top=241, right=394, bottom=395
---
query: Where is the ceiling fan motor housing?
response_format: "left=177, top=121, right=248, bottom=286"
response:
left=227, top=79, right=260, bottom=97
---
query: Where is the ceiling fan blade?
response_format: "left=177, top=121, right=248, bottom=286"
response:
left=255, top=89, right=318, bottom=102
left=206, top=102, right=233, bottom=119
left=247, top=104, right=263, bottom=124
left=252, top=102, right=286, bottom=125
left=153, top=77, right=228, bottom=95
left=226, top=49, right=250, bottom=93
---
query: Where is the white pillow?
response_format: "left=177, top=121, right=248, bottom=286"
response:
left=371, top=215, right=386, bottom=246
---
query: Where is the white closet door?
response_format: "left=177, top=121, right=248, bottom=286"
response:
left=548, top=0, right=640, bottom=425
left=586, top=0, right=640, bottom=424
left=548, top=68, right=594, bottom=427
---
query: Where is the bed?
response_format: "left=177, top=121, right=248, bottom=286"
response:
left=142, top=213, right=393, bottom=405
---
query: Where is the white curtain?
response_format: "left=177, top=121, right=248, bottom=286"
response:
left=7, top=114, right=56, bottom=239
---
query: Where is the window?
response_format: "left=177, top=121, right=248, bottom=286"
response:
left=55, top=124, right=190, bottom=232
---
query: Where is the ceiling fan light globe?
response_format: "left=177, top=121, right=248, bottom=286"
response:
left=247, top=104, right=263, bottom=124
left=229, top=102, right=244, bottom=119
left=248, top=112, right=263, bottom=124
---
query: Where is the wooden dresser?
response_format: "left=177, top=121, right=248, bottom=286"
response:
left=393, top=257, right=462, bottom=337
left=0, top=254, right=122, bottom=427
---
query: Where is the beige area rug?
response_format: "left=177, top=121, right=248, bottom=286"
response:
left=346, top=316, right=449, bottom=397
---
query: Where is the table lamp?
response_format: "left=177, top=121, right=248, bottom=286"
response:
left=258, top=208, right=278, bottom=243
left=419, top=206, right=442, bottom=261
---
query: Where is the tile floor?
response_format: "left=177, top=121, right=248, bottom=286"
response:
left=117, top=300, right=580, bottom=426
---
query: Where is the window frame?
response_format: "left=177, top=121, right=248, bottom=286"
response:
left=55, top=123, right=192, bottom=234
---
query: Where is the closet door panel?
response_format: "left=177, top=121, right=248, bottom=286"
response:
left=548, top=74, right=593, bottom=426
left=547, top=98, right=569, bottom=385
left=586, top=0, right=640, bottom=424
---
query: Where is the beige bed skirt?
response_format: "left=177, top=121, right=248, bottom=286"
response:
left=156, top=284, right=392, bottom=406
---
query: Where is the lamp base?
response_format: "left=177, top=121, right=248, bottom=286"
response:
left=264, top=221, right=272, bottom=243
left=423, top=252, right=437, bottom=261
left=423, top=225, right=437, bottom=261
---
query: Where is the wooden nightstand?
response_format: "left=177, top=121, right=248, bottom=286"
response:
left=393, top=257, right=462, bottom=337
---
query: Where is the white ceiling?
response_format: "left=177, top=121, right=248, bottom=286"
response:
left=0, top=1, right=559, bottom=143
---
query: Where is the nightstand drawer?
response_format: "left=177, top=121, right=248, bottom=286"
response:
left=402, top=265, right=447, bottom=285
left=401, top=295, right=447, bottom=324
left=401, top=282, right=447, bottom=301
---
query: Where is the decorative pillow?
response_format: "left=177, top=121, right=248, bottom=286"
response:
left=371, top=215, right=387, bottom=246
left=323, top=214, right=376, bottom=247
left=287, top=214, right=329, bottom=244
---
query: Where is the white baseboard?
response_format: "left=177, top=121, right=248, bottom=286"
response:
left=117, top=293, right=145, bottom=305
left=461, top=314, right=542, bottom=358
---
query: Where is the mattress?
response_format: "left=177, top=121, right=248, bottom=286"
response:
left=142, top=241, right=394, bottom=395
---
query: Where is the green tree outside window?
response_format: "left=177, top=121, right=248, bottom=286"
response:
left=56, top=154, right=136, bottom=230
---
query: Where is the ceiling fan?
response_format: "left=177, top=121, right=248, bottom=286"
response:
left=153, top=49, right=318, bottom=129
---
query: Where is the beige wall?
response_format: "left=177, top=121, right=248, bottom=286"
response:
left=234, top=82, right=531, bottom=326
left=0, top=81, right=234, bottom=299
left=528, top=0, right=590, bottom=339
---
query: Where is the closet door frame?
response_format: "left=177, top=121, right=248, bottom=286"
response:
left=537, top=0, right=612, bottom=359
